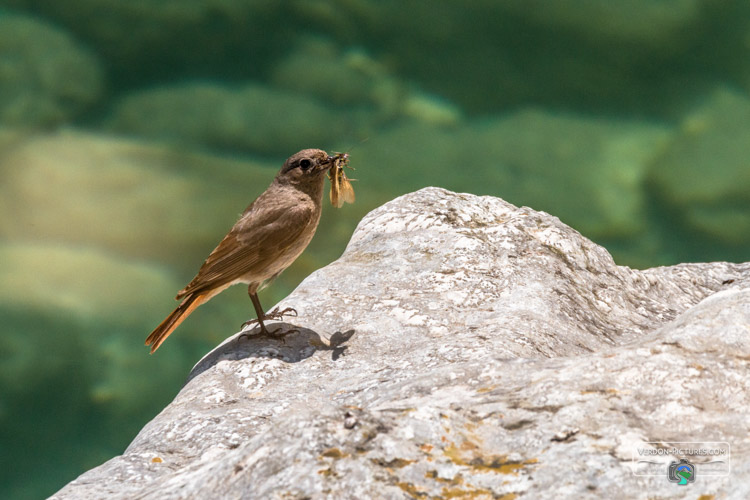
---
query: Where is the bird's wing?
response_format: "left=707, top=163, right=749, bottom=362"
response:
left=176, top=201, right=314, bottom=298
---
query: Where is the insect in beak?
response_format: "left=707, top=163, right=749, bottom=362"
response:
left=327, top=152, right=355, bottom=208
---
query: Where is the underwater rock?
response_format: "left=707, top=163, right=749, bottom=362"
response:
left=352, top=110, right=671, bottom=242
left=0, top=0, right=284, bottom=86
left=270, top=38, right=385, bottom=107
left=0, top=240, right=192, bottom=414
left=471, top=109, right=672, bottom=240
left=346, top=122, right=484, bottom=197
left=0, top=12, right=102, bottom=127
left=329, top=0, right=718, bottom=116
left=0, top=242, right=193, bottom=500
left=105, top=82, right=351, bottom=156
left=401, top=92, right=462, bottom=127
left=497, top=0, right=701, bottom=50
left=52, top=188, right=750, bottom=499
left=648, top=87, right=750, bottom=247
left=0, top=243, right=178, bottom=326
left=0, top=128, right=278, bottom=268
left=270, top=38, right=461, bottom=127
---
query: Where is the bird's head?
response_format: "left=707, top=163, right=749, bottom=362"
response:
left=276, top=149, right=336, bottom=187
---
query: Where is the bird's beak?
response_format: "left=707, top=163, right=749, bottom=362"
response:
left=319, top=154, right=338, bottom=172
left=327, top=153, right=348, bottom=164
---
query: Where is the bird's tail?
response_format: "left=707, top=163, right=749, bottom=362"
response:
left=145, top=293, right=206, bottom=353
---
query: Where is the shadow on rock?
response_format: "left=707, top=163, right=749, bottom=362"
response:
left=186, top=323, right=356, bottom=382
left=327, top=328, right=355, bottom=360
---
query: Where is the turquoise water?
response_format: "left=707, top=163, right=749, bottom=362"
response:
left=0, top=2, right=749, bottom=498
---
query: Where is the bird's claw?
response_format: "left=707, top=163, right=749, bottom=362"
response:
left=239, top=307, right=299, bottom=342
left=267, top=306, right=298, bottom=320
left=239, top=325, right=298, bottom=342
left=241, top=307, right=297, bottom=329
left=241, top=317, right=259, bottom=329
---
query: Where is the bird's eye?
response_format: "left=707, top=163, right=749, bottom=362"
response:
left=299, top=159, right=312, bottom=170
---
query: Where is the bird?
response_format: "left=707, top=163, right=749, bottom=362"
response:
left=145, top=148, right=337, bottom=353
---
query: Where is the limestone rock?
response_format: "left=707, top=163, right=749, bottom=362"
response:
left=52, top=188, right=750, bottom=499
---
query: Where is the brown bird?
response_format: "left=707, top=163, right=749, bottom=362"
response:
left=145, top=149, right=337, bottom=353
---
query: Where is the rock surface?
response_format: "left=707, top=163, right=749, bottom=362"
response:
left=53, top=188, right=750, bottom=499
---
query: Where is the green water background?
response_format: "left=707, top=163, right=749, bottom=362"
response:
left=0, top=1, right=749, bottom=498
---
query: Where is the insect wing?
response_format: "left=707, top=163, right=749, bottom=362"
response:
left=340, top=174, right=355, bottom=205
left=329, top=162, right=342, bottom=207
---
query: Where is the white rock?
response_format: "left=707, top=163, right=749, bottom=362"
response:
left=53, top=188, right=750, bottom=499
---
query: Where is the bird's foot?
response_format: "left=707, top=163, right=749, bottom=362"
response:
left=241, top=307, right=297, bottom=329
left=239, top=324, right=298, bottom=342
left=266, top=306, right=298, bottom=321
left=239, top=307, right=299, bottom=341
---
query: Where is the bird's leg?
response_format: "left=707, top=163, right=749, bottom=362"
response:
left=240, top=288, right=297, bottom=339
left=241, top=291, right=271, bottom=334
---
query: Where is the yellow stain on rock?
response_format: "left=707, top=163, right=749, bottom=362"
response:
left=476, top=385, right=497, bottom=393
left=396, top=481, right=427, bottom=498
left=443, top=441, right=537, bottom=475
left=319, top=447, right=347, bottom=459
left=371, top=457, right=415, bottom=469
